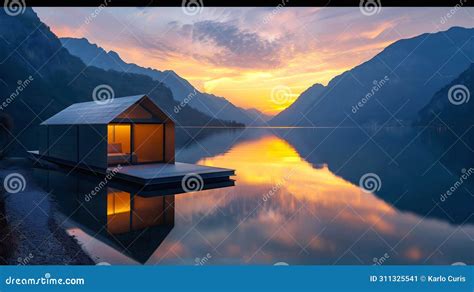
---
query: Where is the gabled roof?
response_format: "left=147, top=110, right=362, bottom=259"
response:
left=41, top=95, right=174, bottom=125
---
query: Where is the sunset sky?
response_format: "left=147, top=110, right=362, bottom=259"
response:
left=35, top=7, right=474, bottom=115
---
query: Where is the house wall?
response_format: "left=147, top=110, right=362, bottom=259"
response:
left=78, top=125, right=107, bottom=169
left=40, top=124, right=107, bottom=169
left=46, top=125, right=78, bottom=163
left=38, top=126, right=49, bottom=156
left=164, top=122, right=175, bottom=163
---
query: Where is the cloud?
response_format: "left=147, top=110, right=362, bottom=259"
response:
left=34, top=7, right=474, bottom=115
left=190, top=20, right=289, bottom=69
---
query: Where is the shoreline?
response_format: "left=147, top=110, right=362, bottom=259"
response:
left=0, top=158, right=94, bottom=265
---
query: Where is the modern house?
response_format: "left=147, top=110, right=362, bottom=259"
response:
left=34, top=94, right=235, bottom=188
left=39, top=94, right=175, bottom=169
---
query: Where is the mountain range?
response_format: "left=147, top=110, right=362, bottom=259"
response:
left=60, top=37, right=270, bottom=125
left=271, top=26, right=474, bottom=127
left=418, top=63, right=474, bottom=130
left=1, top=8, right=472, bottom=158
left=0, top=9, right=242, bottom=155
left=271, top=83, right=325, bottom=125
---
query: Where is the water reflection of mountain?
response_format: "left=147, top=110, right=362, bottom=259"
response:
left=151, top=129, right=474, bottom=265
left=32, top=127, right=472, bottom=264
left=175, top=127, right=268, bottom=163
left=279, top=127, right=474, bottom=225
left=170, top=127, right=474, bottom=226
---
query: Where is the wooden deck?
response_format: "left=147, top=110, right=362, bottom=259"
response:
left=28, top=151, right=235, bottom=188
left=108, top=162, right=235, bottom=185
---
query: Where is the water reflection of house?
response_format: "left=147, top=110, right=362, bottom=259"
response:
left=106, top=188, right=174, bottom=235
left=36, top=168, right=175, bottom=264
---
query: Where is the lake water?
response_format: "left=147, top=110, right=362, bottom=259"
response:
left=33, top=127, right=474, bottom=265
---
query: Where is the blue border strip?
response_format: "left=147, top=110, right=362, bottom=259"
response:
left=0, top=266, right=472, bottom=291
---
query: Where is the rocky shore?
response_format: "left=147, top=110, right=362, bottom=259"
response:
left=0, top=158, right=93, bottom=265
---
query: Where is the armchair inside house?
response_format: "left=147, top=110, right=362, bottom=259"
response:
left=107, top=124, right=135, bottom=165
left=107, top=142, right=137, bottom=165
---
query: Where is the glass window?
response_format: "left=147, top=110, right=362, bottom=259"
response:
left=107, top=124, right=131, bottom=165
left=133, top=124, right=164, bottom=163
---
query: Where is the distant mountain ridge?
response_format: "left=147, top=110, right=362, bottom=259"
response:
left=270, top=26, right=474, bottom=127
left=271, top=83, right=325, bottom=125
left=418, top=63, right=474, bottom=129
left=60, top=37, right=271, bottom=125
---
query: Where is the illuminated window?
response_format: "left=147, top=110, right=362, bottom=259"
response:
left=107, top=124, right=132, bottom=165
left=134, top=124, right=164, bottom=163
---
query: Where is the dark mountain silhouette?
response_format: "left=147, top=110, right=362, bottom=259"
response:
left=0, top=9, right=242, bottom=155
left=270, top=27, right=474, bottom=127
left=271, top=83, right=325, bottom=125
left=418, top=63, right=474, bottom=130
left=60, top=37, right=271, bottom=125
